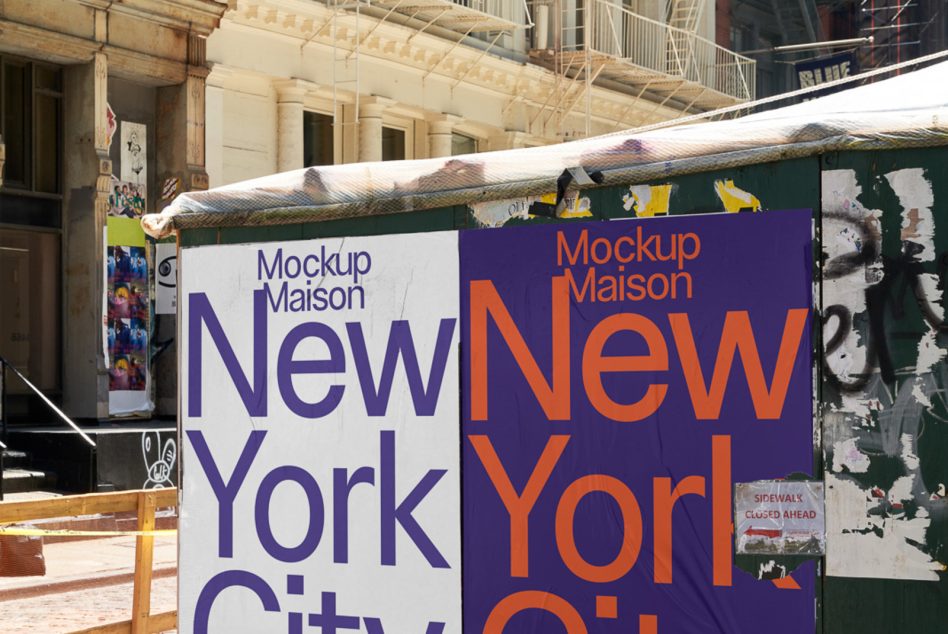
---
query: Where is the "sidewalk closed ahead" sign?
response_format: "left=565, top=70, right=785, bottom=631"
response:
left=735, top=481, right=825, bottom=556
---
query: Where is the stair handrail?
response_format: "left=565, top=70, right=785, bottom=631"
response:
left=0, top=355, right=96, bottom=448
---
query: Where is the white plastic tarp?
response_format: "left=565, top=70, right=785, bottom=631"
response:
left=142, top=61, right=948, bottom=238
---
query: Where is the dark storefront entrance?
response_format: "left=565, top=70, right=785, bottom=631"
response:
left=0, top=55, right=62, bottom=422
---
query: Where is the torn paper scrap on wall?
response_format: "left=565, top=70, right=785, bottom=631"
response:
left=468, top=191, right=591, bottom=227
left=622, top=184, right=673, bottom=217
left=714, top=178, right=762, bottom=212
left=827, top=474, right=945, bottom=580
left=821, top=169, right=884, bottom=419
left=885, top=167, right=946, bottom=374
left=822, top=166, right=947, bottom=581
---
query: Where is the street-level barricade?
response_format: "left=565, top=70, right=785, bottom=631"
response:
left=0, top=488, right=177, bottom=634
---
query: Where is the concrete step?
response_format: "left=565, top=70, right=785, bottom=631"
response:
left=2, top=468, right=57, bottom=495
left=2, top=450, right=31, bottom=470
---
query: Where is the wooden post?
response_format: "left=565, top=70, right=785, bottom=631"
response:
left=131, top=490, right=157, bottom=634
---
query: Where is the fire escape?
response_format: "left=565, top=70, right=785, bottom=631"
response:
left=323, top=1, right=754, bottom=139
left=771, top=0, right=821, bottom=48
left=531, top=0, right=756, bottom=138
left=323, top=0, right=530, bottom=126
left=858, top=0, right=939, bottom=72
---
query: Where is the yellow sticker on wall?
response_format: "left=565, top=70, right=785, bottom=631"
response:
left=623, top=184, right=673, bottom=217
left=714, top=179, right=762, bottom=213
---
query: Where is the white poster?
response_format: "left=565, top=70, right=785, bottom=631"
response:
left=155, top=243, right=176, bottom=315
left=120, top=121, right=147, bottom=186
left=179, top=233, right=461, bottom=633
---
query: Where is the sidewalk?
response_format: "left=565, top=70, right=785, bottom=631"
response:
left=0, top=534, right=177, bottom=633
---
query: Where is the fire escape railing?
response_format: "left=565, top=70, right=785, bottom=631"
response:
left=568, top=0, right=755, bottom=102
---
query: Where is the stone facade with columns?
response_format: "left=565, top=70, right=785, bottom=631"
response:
left=0, top=0, right=224, bottom=424
left=204, top=0, right=705, bottom=188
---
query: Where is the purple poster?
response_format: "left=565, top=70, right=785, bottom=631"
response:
left=461, top=211, right=816, bottom=633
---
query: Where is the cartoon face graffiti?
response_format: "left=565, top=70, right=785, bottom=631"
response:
left=142, top=431, right=176, bottom=489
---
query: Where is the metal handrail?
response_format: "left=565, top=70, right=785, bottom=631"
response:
left=0, top=355, right=96, bottom=448
left=0, top=356, right=96, bottom=501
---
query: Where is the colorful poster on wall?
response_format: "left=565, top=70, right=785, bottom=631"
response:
left=108, top=176, right=146, bottom=218
left=107, top=216, right=151, bottom=416
left=460, top=211, right=816, bottom=633
left=178, top=233, right=461, bottom=632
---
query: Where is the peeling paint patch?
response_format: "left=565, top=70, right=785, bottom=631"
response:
left=622, top=184, right=672, bottom=217
left=831, top=438, right=870, bottom=473
left=757, top=560, right=788, bottom=580
left=468, top=198, right=530, bottom=227
left=826, top=474, right=944, bottom=581
left=821, top=169, right=884, bottom=418
left=542, top=191, right=593, bottom=219
left=468, top=191, right=592, bottom=227
left=918, top=273, right=944, bottom=321
left=886, top=168, right=936, bottom=262
left=714, top=179, right=761, bottom=212
left=911, top=376, right=933, bottom=408
left=916, top=330, right=947, bottom=374
left=885, top=168, right=945, bottom=375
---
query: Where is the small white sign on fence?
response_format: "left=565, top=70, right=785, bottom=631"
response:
left=735, top=480, right=825, bottom=556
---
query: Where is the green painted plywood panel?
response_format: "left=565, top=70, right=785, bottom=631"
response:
left=218, top=224, right=305, bottom=245
left=593, top=157, right=820, bottom=219
left=300, top=207, right=459, bottom=239
left=179, top=227, right=219, bottom=247
left=820, top=146, right=948, bottom=634
left=179, top=208, right=463, bottom=247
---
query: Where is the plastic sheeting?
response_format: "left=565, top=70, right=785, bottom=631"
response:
left=142, top=60, right=948, bottom=238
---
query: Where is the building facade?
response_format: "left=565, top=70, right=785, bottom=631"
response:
left=0, top=1, right=224, bottom=441
left=725, top=0, right=948, bottom=100
left=0, top=0, right=755, bottom=490
left=204, top=0, right=755, bottom=187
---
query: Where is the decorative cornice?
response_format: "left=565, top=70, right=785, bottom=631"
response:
left=105, top=44, right=188, bottom=85
left=0, top=19, right=101, bottom=64
left=0, top=2, right=224, bottom=84
left=219, top=0, right=683, bottom=131
left=273, top=77, right=316, bottom=101
left=108, top=0, right=227, bottom=35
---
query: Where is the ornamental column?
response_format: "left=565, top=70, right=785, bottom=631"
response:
left=274, top=79, right=309, bottom=172
left=62, top=52, right=112, bottom=418
left=427, top=115, right=460, bottom=158
left=358, top=98, right=392, bottom=163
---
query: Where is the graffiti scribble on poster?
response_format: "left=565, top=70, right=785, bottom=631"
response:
left=106, top=245, right=147, bottom=391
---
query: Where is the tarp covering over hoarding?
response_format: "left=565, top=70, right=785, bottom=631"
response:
left=143, top=61, right=948, bottom=238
